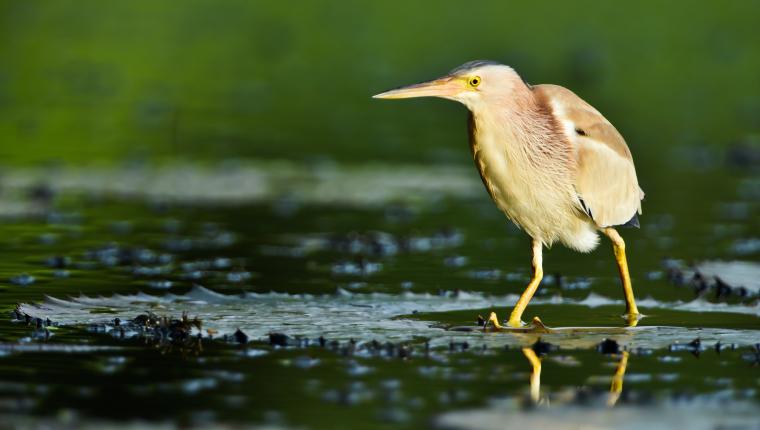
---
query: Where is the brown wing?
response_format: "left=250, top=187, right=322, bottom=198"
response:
left=533, top=84, right=644, bottom=228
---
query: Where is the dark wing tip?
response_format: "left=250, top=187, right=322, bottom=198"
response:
left=617, top=213, right=640, bottom=229
left=578, top=196, right=594, bottom=220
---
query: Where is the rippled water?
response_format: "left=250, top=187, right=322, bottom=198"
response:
left=0, top=162, right=757, bottom=429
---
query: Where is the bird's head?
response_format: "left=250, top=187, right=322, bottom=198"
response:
left=373, top=60, right=526, bottom=110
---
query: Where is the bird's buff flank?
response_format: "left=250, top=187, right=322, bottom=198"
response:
left=375, top=61, right=644, bottom=328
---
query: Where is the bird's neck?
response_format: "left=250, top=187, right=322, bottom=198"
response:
left=469, top=86, right=556, bottom=154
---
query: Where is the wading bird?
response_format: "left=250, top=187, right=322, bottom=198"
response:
left=374, top=61, right=644, bottom=328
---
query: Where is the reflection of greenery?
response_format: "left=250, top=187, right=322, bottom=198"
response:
left=1, top=1, right=758, bottom=166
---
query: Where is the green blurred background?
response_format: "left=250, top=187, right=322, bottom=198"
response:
left=1, top=0, right=758, bottom=168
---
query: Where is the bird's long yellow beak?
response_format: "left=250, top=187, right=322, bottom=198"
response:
left=373, top=76, right=462, bottom=99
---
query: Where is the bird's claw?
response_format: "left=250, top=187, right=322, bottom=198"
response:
left=481, top=312, right=503, bottom=331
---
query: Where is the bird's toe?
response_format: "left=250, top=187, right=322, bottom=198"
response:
left=486, top=312, right=503, bottom=330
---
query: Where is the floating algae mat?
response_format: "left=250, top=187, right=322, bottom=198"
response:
left=0, top=162, right=758, bottom=428
left=16, top=287, right=760, bottom=350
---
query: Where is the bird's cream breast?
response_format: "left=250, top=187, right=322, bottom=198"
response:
left=469, top=110, right=587, bottom=247
left=470, top=115, right=540, bottom=225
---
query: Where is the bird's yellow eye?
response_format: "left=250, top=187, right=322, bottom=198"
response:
left=468, top=76, right=481, bottom=87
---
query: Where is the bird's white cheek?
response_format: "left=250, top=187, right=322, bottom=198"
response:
left=452, top=92, right=483, bottom=110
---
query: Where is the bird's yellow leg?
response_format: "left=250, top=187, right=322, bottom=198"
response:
left=603, top=228, right=640, bottom=324
left=507, top=239, right=543, bottom=327
left=607, top=351, right=629, bottom=407
left=522, top=347, right=542, bottom=403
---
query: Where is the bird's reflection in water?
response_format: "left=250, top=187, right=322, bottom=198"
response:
left=521, top=347, right=544, bottom=404
left=521, top=346, right=630, bottom=407
left=607, top=351, right=629, bottom=406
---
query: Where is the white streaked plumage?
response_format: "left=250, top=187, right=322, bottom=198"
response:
left=373, top=60, right=644, bottom=325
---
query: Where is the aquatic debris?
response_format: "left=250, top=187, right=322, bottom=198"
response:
left=181, top=257, right=234, bottom=272
left=531, top=339, right=557, bottom=356
left=0, top=343, right=121, bottom=354
left=132, top=311, right=202, bottom=332
left=10, top=306, right=53, bottom=329
left=9, top=273, right=35, bottom=286
left=355, top=340, right=417, bottom=359
left=126, top=311, right=204, bottom=353
left=146, top=280, right=173, bottom=289
left=84, top=243, right=173, bottom=267
left=279, top=228, right=464, bottom=260
left=560, top=276, right=592, bottom=290
left=731, top=238, right=760, bottom=256
left=466, top=268, right=503, bottom=281
left=449, top=341, right=470, bottom=353
left=669, top=338, right=703, bottom=356
left=164, top=225, right=237, bottom=252
left=662, top=259, right=760, bottom=300
left=443, top=255, right=468, bottom=267
left=17, top=286, right=760, bottom=351
left=664, top=259, right=686, bottom=286
left=725, top=140, right=760, bottom=169
left=233, top=329, right=249, bottom=344
left=44, top=255, right=71, bottom=268
left=27, top=183, right=55, bottom=202
left=226, top=271, right=253, bottom=283
left=269, top=332, right=289, bottom=347
left=175, top=258, right=244, bottom=281
left=9, top=308, right=55, bottom=340
left=331, top=258, right=383, bottom=276
left=292, top=355, right=321, bottom=369
left=133, top=265, right=173, bottom=277
left=597, top=338, right=620, bottom=355
left=405, top=227, right=464, bottom=252
left=713, top=341, right=738, bottom=354
left=53, top=269, right=70, bottom=278
left=328, top=231, right=401, bottom=256
left=285, top=337, right=420, bottom=360
left=181, top=270, right=206, bottom=280
left=742, top=344, right=760, bottom=365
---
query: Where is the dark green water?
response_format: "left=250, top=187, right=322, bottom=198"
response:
left=0, top=157, right=757, bottom=429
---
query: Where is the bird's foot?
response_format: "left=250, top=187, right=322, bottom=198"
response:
left=483, top=314, right=551, bottom=332
left=484, top=312, right=525, bottom=330
left=507, top=310, right=527, bottom=328
left=484, top=312, right=503, bottom=330
left=506, top=317, right=524, bottom=328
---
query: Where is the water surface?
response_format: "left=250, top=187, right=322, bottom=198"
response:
left=0, top=161, right=757, bottom=429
